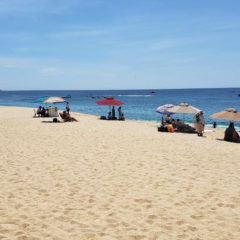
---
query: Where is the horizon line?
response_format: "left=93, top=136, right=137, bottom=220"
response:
left=1, top=87, right=240, bottom=91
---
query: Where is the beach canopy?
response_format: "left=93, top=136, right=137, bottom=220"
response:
left=44, top=96, right=65, bottom=104
left=96, top=97, right=123, bottom=106
left=34, top=96, right=49, bottom=103
left=211, top=108, right=240, bottom=122
left=156, top=104, right=175, bottom=115
left=170, top=102, right=201, bottom=114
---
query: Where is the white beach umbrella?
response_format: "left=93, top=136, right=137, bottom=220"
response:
left=211, top=108, right=240, bottom=122
left=170, top=102, right=201, bottom=121
left=170, top=102, right=201, bottom=114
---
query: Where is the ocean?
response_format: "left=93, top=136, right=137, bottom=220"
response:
left=0, top=88, right=240, bottom=129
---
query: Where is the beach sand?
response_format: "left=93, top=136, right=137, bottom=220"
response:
left=0, top=106, right=240, bottom=240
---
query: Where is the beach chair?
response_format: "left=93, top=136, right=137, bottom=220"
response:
left=33, top=109, right=37, bottom=118
left=60, top=112, right=78, bottom=122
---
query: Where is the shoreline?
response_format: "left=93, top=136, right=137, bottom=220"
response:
left=0, top=104, right=235, bottom=131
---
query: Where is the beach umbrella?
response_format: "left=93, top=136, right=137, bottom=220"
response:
left=96, top=97, right=123, bottom=106
left=170, top=102, right=201, bottom=114
left=34, top=96, right=49, bottom=103
left=156, top=104, right=175, bottom=115
left=211, top=108, right=240, bottom=122
left=96, top=97, right=124, bottom=114
left=44, top=96, right=65, bottom=104
left=170, top=102, right=201, bottom=122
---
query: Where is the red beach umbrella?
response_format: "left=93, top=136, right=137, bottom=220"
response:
left=96, top=97, right=123, bottom=106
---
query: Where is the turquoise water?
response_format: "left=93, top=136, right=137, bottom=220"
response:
left=0, top=88, right=240, bottom=129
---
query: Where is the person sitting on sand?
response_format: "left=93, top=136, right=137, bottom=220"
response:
left=108, top=111, right=113, bottom=120
left=224, top=122, right=240, bottom=143
left=175, top=119, right=184, bottom=130
left=171, top=119, right=177, bottom=129
left=165, top=114, right=172, bottom=124
left=175, top=119, right=195, bottom=133
left=41, top=107, right=46, bottom=117
left=60, top=111, right=78, bottom=122
left=119, top=113, right=125, bottom=121
left=37, top=106, right=42, bottom=117
left=158, top=123, right=168, bottom=132
left=166, top=124, right=174, bottom=132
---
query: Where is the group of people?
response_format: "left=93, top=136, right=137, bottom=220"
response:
left=159, top=118, right=196, bottom=133
left=59, top=102, right=78, bottom=122
left=36, top=102, right=240, bottom=142
left=37, top=106, right=49, bottom=117
left=107, top=106, right=125, bottom=120
left=160, top=111, right=240, bottom=143
left=159, top=111, right=205, bottom=136
left=36, top=102, right=77, bottom=122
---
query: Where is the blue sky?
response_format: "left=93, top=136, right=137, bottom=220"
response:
left=0, top=0, right=240, bottom=90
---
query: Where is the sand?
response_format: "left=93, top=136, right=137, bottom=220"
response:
left=0, top=106, right=240, bottom=240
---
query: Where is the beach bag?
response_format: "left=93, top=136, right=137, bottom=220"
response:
left=53, top=118, right=58, bottom=123
left=158, top=126, right=165, bottom=132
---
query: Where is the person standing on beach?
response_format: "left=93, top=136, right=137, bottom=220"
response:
left=112, top=106, right=115, bottom=119
left=194, top=111, right=205, bottom=136
left=66, top=102, right=70, bottom=114
left=118, top=106, right=122, bottom=119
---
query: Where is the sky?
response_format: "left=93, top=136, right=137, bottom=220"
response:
left=0, top=0, right=240, bottom=90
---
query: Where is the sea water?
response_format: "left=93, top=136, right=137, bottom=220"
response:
left=0, top=88, right=240, bottom=129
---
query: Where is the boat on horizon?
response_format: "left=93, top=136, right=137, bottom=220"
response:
left=61, top=95, right=71, bottom=99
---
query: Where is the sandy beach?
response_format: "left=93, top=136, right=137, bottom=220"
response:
left=0, top=106, right=240, bottom=240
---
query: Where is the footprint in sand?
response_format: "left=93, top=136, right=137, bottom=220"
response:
left=129, top=234, right=146, bottom=240
left=176, top=220, right=185, bottom=225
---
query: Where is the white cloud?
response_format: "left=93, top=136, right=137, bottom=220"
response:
left=0, top=0, right=102, bottom=15
left=39, top=67, right=64, bottom=76
left=48, top=28, right=107, bottom=39
left=151, top=40, right=177, bottom=50
left=0, top=57, right=28, bottom=68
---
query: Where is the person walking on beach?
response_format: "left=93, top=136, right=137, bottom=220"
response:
left=66, top=102, right=70, bottom=114
left=118, top=106, right=122, bottom=120
left=194, top=111, right=205, bottom=136
left=112, top=106, right=115, bottom=119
